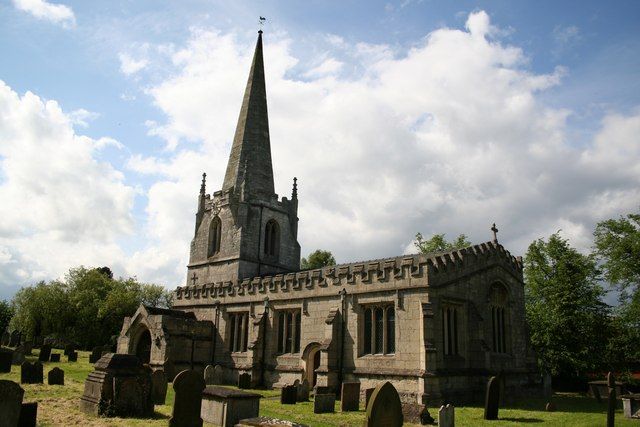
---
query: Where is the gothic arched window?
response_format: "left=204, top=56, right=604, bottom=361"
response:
left=264, top=219, right=280, bottom=257
left=490, top=283, right=509, bottom=353
left=208, top=216, right=222, bottom=257
left=362, top=304, right=395, bottom=356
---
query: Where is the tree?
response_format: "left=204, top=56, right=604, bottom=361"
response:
left=524, top=233, right=611, bottom=377
left=0, top=300, right=14, bottom=332
left=413, top=232, right=471, bottom=254
left=301, top=249, right=336, bottom=270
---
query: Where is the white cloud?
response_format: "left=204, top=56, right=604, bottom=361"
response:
left=119, top=52, right=149, bottom=76
left=12, top=0, right=75, bottom=28
left=68, top=108, right=99, bottom=128
left=0, top=81, right=135, bottom=287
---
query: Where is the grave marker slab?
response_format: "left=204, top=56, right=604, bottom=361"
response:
left=18, top=401, right=37, bottom=427
left=9, top=331, right=20, bottom=347
left=365, top=381, right=403, bottom=427
left=50, top=353, right=60, bottom=363
left=1, top=330, right=9, bottom=346
left=201, top=386, right=261, bottom=427
left=151, top=370, right=168, bottom=405
left=238, top=373, right=251, bottom=389
left=438, top=404, right=454, bottom=427
left=169, top=369, right=206, bottom=427
left=89, top=346, right=102, bottom=363
left=48, top=367, right=64, bottom=385
left=296, top=379, right=310, bottom=402
left=340, top=382, right=360, bottom=412
left=67, top=351, right=77, bottom=362
left=20, top=362, right=43, bottom=384
left=12, top=346, right=25, bottom=365
left=484, top=376, right=500, bottom=420
left=0, top=380, right=24, bottom=427
left=313, top=393, right=335, bottom=414
left=204, top=365, right=215, bottom=385
left=280, top=384, right=297, bottom=404
left=38, top=344, right=51, bottom=362
left=0, top=348, right=12, bottom=372
left=64, top=344, right=75, bottom=356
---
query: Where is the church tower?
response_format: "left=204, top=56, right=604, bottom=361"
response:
left=187, top=31, right=301, bottom=286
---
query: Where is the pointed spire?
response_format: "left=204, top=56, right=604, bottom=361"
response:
left=200, top=172, right=207, bottom=195
left=292, top=177, right=297, bottom=199
left=222, top=31, right=275, bottom=200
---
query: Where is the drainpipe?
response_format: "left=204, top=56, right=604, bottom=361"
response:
left=260, top=296, right=269, bottom=387
left=211, top=302, right=220, bottom=364
left=338, top=288, right=347, bottom=397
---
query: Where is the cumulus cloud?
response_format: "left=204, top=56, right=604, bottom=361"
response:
left=12, top=0, right=75, bottom=28
left=119, top=52, right=149, bottom=76
left=0, top=81, right=135, bottom=287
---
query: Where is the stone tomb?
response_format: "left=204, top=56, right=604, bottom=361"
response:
left=313, top=392, right=335, bottom=414
left=621, top=394, right=640, bottom=419
left=365, top=381, right=403, bottom=427
left=237, top=417, right=308, bottom=427
left=341, top=382, right=360, bottom=412
left=170, top=369, right=206, bottom=427
left=280, top=384, right=297, bottom=404
left=68, top=351, right=78, bottom=362
left=0, top=348, right=12, bottom=372
left=151, top=370, right=168, bottom=405
left=0, top=380, right=24, bottom=427
left=50, top=353, right=61, bottom=362
left=238, top=372, right=251, bottom=389
left=201, top=385, right=261, bottom=427
left=80, top=353, right=153, bottom=418
left=48, top=367, right=64, bottom=385
left=484, top=376, right=500, bottom=420
left=18, top=401, right=38, bottom=427
left=20, top=362, right=43, bottom=384
left=438, top=404, right=454, bottom=427
left=38, top=344, right=51, bottom=362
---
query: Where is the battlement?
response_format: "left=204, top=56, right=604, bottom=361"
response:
left=173, top=241, right=522, bottom=306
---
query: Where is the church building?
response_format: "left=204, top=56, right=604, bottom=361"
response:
left=117, top=30, right=542, bottom=405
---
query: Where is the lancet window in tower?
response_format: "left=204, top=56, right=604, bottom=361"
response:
left=264, top=219, right=280, bottom=258
left=208, top=216, right=222, bottom=257
left=442, top=306, right=459, bottom=356
left=490, top=283, right=509, bottom=353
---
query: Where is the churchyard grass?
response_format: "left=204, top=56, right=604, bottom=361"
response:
left=0, top=348, right=635, bottom=426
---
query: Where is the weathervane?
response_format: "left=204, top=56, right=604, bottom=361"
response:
left=259, top=16, right=266, bottom=31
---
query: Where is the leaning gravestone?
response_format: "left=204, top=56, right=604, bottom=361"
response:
left=297, top=379, right=310, bottom=402
left=607, top=372, right=616, bottom=427
left=18, top=401, right=38, bottom=427
left=38, top=344, right=51, bottom=362
left=50, top=353, right=61, bottom=362
left=89, top=346, right=102, bottom=363
left=0, top=348, right=12, bottom=372
left=280, top=384, right=297, bottom=404
left=67, top=351, right=78, bottom=362
left=438, top=404, right=454, bottom=427
left=341, top=381, right=360, bottom=412
left=169, top=369, right=206, bottom=427
left=48, top=367, right=64, bottom=385
left=365, top=381, right=403, bottom=427
left=151, top=370, right=168, bottom=405
left=484, top=376, right=500, bottom=420
left=238, top=373, right=251, bottom=389
left=0, top=380, right=24, bottom=427
left=314, top=392, right=335, bottom=414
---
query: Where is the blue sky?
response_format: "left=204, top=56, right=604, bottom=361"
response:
left=0, top=0, right=639, bottom=299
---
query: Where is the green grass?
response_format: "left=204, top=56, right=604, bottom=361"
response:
left=0, top=347, right=635, bottom=426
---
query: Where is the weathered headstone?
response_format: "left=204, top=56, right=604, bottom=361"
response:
left=80, top=353, right=153, bottom=417
left=9, top=330, right=20, bottom=347
left=314, top=393, right=335, bottom=414
left=64, top=344, right=75, bottom=356
left=20, top=361, right=43, bottom=384
left=0, top=348, right=12, bottom=372
left=50, top=353, right=61, bottom=362
left=0, top=380, right=24, bottom=427
left=48, top=367, right=64, bottom=385
left=365, top=381, right=403, bottom=427
left=484, top=376, right=500, bottom=420
left=204, top=364, right=217, bottom=385
left=280, top=384, right=297, bottom=404
left=297, top=379, right=310, bottom=402
left=607, top=372, right=616, bottom=427
left=89, top=346, right=102, bottom=363
left=38, top=344, right=51, bottom=362
left=545, top=402, right=556, bottom=412
left=238, top=372, right=251, bottom=389
left=169, top=369, right=206, bottom=427
left=340, top=381, right=360, bottom=412
left=151, top=370, right=168, bottom=405
left=365, top=387, right=375, bottom=408
left=438, top=404, right=454, bottom=427
left=12, top=345, right=25, bottom=365
left=421, top=406, right=436, bottom=425
left=18, top=402, right=38, bottom=427
left=23, top=341, right=32, bottom=356
left=67, top=351, right=78, bottom=362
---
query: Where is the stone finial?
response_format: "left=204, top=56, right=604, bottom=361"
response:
left=200, top=172, right=206, bottom=195
left=491, top=223, right=499, bottom=243
left=292, top=177, right=298, bottom=199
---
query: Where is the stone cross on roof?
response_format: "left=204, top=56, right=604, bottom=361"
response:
left=491, top=223, right=499, bottom=243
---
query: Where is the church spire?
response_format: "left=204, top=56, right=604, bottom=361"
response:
left=222, top=30, right=275, bottom=200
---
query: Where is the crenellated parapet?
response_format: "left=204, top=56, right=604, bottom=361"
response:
left=173, top=241, right=523, bottom=307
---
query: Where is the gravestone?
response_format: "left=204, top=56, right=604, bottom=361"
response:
left=438, top=404, right=454, bottom=427
left=238, top=373, right=251, bottom=389
left=340, top=382, right=360, bottom=412
left=365, top=387, right=375, bottom=408
left=314, top=392, right=335, bottom=414
left=80, top=353, right=153, bottom=417
left=38, top=344, right=51, bottom=362
left=89, top=346, right=102, bottom=363
left=484, top=376, right=500, bottom=420
left=18, top=402, right=38, bottom=427
left=621, top=394, right=640, bottom=419
left=169, top=369, right=206, bottom=427
left=9, top=330, right=20, bottom=347
left=280, top=384, right=297, bottom=404
left=0, top=380, right=24, bottom=427
left=607, top=372, right=616, bottom=427
left=365, top=381, right=403, bottom=427
left=48, top=367, right=64, bottom=385
left=50, top=353, right=61, bottom=362
left=296, top=379, right=310, bottom=402
left=201, top=386, right=262, bottom=426
left=204, top=364, right=215, bottom=385
left=64, top=344, right=75, bottom=356
left=20, top=362, right=43, bottom=384
left=67, top=351, right=78, bottom=362
left=151, top=370, right=168, bottom=405
left=1, top=330, right=9, bottom=346
left=0, top=348, right=12, bottom=372
left=22, top=341, right=32, bottom=356
left=12, top=346, right=25, bottom=365
left=545, top=402, right=556, bottom=412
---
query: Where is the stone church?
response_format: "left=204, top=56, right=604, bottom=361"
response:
left=118, top=30, right=542, bottom=405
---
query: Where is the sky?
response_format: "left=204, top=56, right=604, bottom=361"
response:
left=0, top=0, right=639, bottom=300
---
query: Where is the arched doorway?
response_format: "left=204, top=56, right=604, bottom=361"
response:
left=135, top=329, right=151, bottom=364
left=302, top=342, right=322, bottom=387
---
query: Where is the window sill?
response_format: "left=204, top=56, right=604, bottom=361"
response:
left=358, top=353, right=395, bottom=358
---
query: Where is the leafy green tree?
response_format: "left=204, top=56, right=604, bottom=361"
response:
left=0, top=300, right=14, bottom=332
left=301, top=249, right=336, bottom=270
left=413, top=232, right=471, bottom=254
left=524, top=233, right=611, bottom=377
